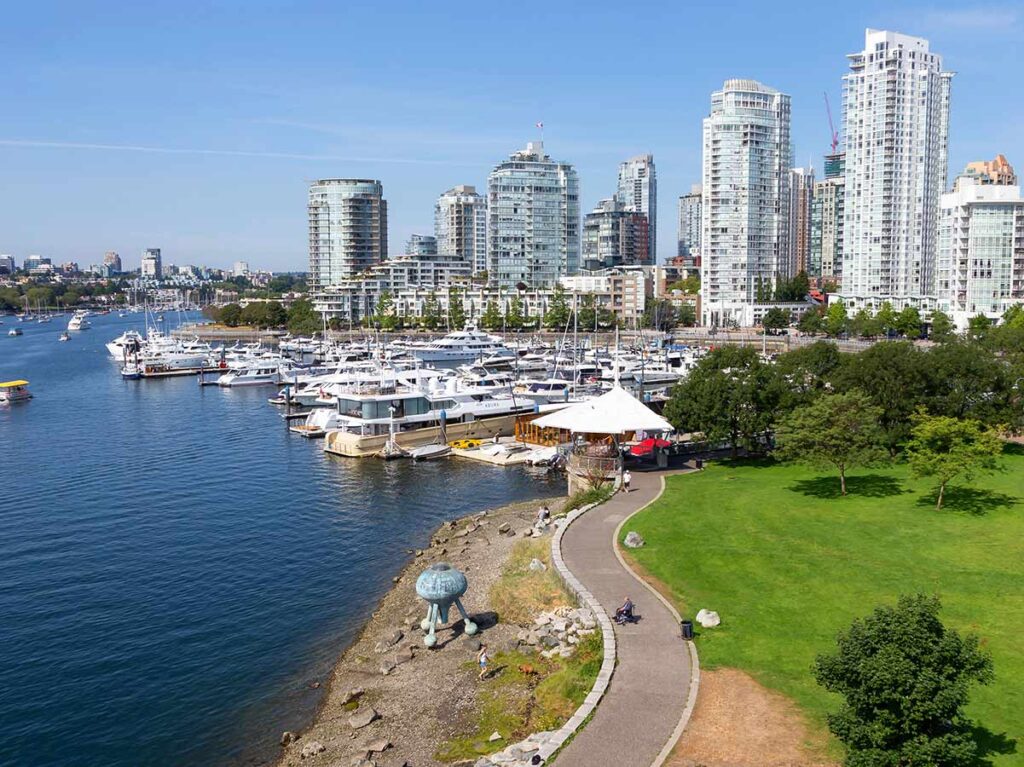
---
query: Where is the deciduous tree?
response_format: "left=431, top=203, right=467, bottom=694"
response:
left=776, top=391, right=885, bottom=495
left=814, top=593, right=992, bottom=767
left=904, top=413, right=1003, bottom=509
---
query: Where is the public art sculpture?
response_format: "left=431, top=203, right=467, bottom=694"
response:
left=415, top=562, right=478, bottom=647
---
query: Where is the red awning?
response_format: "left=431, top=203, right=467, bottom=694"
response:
left=630, top=437, right=672, bottom=456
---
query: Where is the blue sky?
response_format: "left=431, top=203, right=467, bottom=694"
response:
left=1, top=1, right=1020, bottom=271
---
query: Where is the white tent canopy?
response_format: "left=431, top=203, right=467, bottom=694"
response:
left=531, top=386, right=674, bottom=435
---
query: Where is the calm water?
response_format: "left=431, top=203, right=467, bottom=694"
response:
left=0, top=313, right=562, bottom=767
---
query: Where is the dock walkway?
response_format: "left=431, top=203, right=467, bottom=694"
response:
left=555, top=468, right=696, bottom=767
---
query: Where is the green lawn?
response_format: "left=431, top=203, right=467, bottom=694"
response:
left=625, top=446, right=1024, bottom=765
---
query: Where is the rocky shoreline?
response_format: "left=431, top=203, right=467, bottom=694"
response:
left=275, top=496, right=566, bottom=767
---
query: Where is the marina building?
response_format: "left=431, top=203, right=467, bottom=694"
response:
left=487, top=141, right=580, bottom=289
left=308, top=179, right=388, bottom=291
left=141, top=249, right=162, bottom=279
left=810, top=153, right=845, bottom=281
left=434, top=185, right=487, bottom=276
left=838, top=29, right=953, bottom=312
left=700, top=79, right=792, bottom=327
left=677, top=185, right=702, bottom=267
left=581, top=198, right=649, bottom=271
left=936, top=166, right=1024, bottom=328
left=616, top=154, right=657, bottom=263
left=788, top=167, right=815, bottom=275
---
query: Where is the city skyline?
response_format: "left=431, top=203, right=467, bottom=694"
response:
left=1, top=2, right=1021, bottom=270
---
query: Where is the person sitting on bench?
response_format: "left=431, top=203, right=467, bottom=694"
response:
left=615, top=596, right=635, bottom=623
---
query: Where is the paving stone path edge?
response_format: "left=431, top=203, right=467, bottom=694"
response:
left=536, top=500, right=619, bottom=761
left=612, top=475, right=701, bottom=767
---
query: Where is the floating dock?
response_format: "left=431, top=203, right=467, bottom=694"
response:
left=449, top=438, right=535, bottom=466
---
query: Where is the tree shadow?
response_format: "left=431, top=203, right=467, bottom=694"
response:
left=788, top=474, right=906, bottom=500
left=915, top=487, right=1020, bottom=516
left=968, top=723, right=1017, bottom=766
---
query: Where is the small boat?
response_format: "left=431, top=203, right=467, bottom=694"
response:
left=0, top=380, right=33, bottom=403
left=59, top=331, right=70, bottom=342
left=410, top=444, right=451, bottom=461
left=120, top=363, right=143, bottom=380
left=8, top=328, right=23, bottom=337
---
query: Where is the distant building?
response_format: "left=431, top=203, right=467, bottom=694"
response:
left=839, top=29, right=953, bottom=312
left=701, top=78, right=792, bottom=327
left=616, top=154, right=656, bottom=263
left=581, top=198, right=649, bottom=271
left=810, top=154, right=845, bottom=281
left=937, top=169, right=1024, bottom=328
left=232, top=261, right=250, bottom=277
left=103, top=251, right=122, bottom=273
left=59, top=262, right=79, bottom=274
left=788, top=168, right=815, bottom=275
left=487, top=141, right=580, bottom=289
left=561, top=266, right=652, bottom=324
left=961, top=154, right=1017, bottom=186
left=0, top=255, right=15, bottom=274
left=677, top=185, right=702, bottom=267
left=308, top=179, right=388, bottom=290
left=24, top=254, right=50, bottom=270
left=434, top=185, right=487, bottom=275
left=141, top=248, right=162, bottom=279
left=406, top=234, right=438, bottom=257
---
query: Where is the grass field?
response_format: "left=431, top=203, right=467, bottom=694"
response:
left=625, top=446, right=1024, bottom=765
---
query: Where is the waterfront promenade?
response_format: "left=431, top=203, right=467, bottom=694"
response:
left=556, top=468, right=696, bottom=767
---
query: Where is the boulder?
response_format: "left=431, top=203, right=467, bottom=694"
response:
left=497, top=522, right=511, bottom=533
left=528, top=558, right=547, bottom=572
left=280, top=731, right=297, bottom=746
left=696, top=609, right=721, bottom=628
left=465, top=637, right=482, bottom=651
left=340, top=688, right=364, bottom=705
left=394, top=645, right=415, bottom=664
left=349, top=706, right=380, bottom=729
left=374, top=629, right=404, bottom=653
left=365, top=738, right=391, bottom=753
left=488, top=731, right=503, bottom=742
left=623, top=531, right=646, bottom=548
left=540, top=635, right=560, bottom=649
left=300, top=740, right=325, bottom=759
left=379, top=659, right=396, bottom=676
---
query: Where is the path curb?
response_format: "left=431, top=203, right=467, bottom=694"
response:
left=613, top=475, right=701, bottom=767
left=539, top=500, right=618, bottom=760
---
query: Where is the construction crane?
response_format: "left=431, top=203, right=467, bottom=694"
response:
left=824, top=92, right=839, bottom=154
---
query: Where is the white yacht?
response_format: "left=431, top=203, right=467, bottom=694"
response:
left=216, top=358, right=293, bottom=387
left=396, top=328, right=512, bottom=362
left=67, top=311, right=91, bottom=331
left=106, top=330, right=146, bottom=359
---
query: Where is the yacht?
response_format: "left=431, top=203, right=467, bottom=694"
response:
left=322, top=378, right=536, bottom=457
left=67, top=311, right=91, bottom=331
left=216, top=358, right=293, bottom=387
left=106, top=330, right=146, bottom=358
left=396, top=328, right=512, bottom=362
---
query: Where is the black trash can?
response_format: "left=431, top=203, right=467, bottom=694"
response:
left=695, top=458, right=704, bottom=470
left=681, top=619, right=694, bottom=640
left=656, top=448, right=669, bottom=468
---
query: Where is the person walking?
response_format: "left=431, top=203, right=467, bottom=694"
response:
left=622, top=469, right=632, bottom=493
left=477, top=644, right=489, bottom=680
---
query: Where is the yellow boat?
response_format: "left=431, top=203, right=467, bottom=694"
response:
left=0, top=380, right=32, bottom=403
left=448, top=438, right=483, bottom=450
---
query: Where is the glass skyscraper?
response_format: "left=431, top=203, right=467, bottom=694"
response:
left=487, top=142, right=579, bottom=289
left=616, top=154, right=656, bottom=263
left=434, top=185, right=487, bottom=276
left=308, top=179, right=388, bottom=290
left=701, top=79, right=792, bottom=327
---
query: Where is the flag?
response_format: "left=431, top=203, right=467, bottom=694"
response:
left=536, top=122, right=544, bottom=129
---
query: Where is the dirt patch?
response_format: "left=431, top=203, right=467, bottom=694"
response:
left=669, top=668, right=837, bottom=767
left=274, top=496, right=563, bottom=767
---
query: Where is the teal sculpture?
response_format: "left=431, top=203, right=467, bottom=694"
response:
left=415, top=562, right=478, bottom=648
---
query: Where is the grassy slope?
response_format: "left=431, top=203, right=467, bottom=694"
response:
left=626, top=448, right=1024, bottom=765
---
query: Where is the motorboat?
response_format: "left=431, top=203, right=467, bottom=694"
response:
left=8, top=328, right=23, bottom=337
left=67, top=311, right=91, bottom=331
left=0, top=380, right=33, bottom=403
left=410, top=443, right=451, bottom=461
left=59, top=331, right=70, bottom=342
left=396, top=327, right=512, bottom=362
left=106, top=330, right=145, bottom=358
left=216, top=359, right=292, bottom=387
